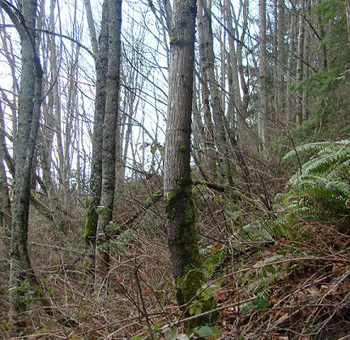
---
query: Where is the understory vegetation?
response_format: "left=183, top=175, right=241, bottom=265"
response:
left=1, top=0, right=350, bottom=339
left=1, top=116, right=350, bottom=339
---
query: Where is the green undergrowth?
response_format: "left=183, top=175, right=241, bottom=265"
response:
left=175, top=137, right=350, bottom=338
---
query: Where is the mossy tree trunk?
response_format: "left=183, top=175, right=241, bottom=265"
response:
left=84, top=0, right=109, bottom=277
left=95, top=0, right=122, bottom=279
left=0, top=0, right=44, bottom=321
left=164, top=0, right=203, bottom=312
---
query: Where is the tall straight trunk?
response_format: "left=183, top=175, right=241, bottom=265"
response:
left=196, top=39, right=216, bottom=181
left=286, top=2, right=297, bottom=126
left=302, top=22, right=310, bottom=121
left=83, top=0, right=99, bottom=56
left=225, top=0, right=243, bottom=127
left=48, top=0, right=64, bottom=192
left=197, top=0, right=232, bottom=184
left=164, top=0, right=202, bottom=313
left=346, top=1, right=350, bottom=45
left=40, top=69, right=54, bottom=193
left=84, top=0, right=109, bottom=277
left=95, top=0, right=122, bottom=277
left=296, top=0, right=305, bottom=125
left=196, top=74, right=217, bottom=181
left=276, top=0, right=285, bottom=124
left=0, top=106, right=11, bottom=240
left=0, top=0, right=44, bottom=319
left=259, top=0, right=268, bottom=146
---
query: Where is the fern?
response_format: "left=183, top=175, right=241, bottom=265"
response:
left=283, top=140, right=350, bottom=160
left=281, top=140, right=350, bottom=217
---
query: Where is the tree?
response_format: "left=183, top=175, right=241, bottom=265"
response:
left=258, top=0, right=268, bottom=146
left=84, top=0, right=109, bottom=277
left=0, top=0, right=44, bottom=319
left=95, top=0, right=122, bottom=278
left=0, top=105, right=11, bottom=237
left=197, top=0, right=232, bottom=184
left=164, top=0, right=202, bottom=311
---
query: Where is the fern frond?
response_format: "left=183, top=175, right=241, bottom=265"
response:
left=283, top=139, right=350, bottom=160
left=301, top=149, right=350, bottom=175
left=281, top=139, right=350, bottom=217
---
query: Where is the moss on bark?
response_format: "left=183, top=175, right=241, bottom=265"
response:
left=166, top=179, right=217, bottom=328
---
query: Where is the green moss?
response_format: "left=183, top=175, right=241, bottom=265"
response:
left=170, top=35, right=181, bottom=44
left=180, top=145, right=187, bottom=153
left=166, top=178, right=217, bottom=328
left=166, top=179, right=199, bottom=267
left=180, top=265, right=203, bottom=303
left=83, top=210, right=97, bottom=242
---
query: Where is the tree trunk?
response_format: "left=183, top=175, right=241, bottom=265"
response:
left=225, top=0, right=244, bottom=131
left=276, top=0, right=285, bottom=125
left=0, top=105, right=11, bottom=241
left=346, top=0, right=350, bottom=45
left=164, top=0, right=202, bottom=314
left=259, top=0, right=268, bottom=146
left=197, top=0, right=232, bottom=184
left=0, top=0, right=44, bottom=320
left=84, top=0, right=109, bottom=277
left=286, top=2, right=297, bottom=126
left=83, top=0, right=99, bottom=57
left=95, top=0, right=122, bottom=278
left=296, top=0, right=305, bottom=125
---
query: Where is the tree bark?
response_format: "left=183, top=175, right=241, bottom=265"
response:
left=286, top=2, right=297, bottom=126
left=84, top=0, right=109, bottom=277
left=296, top=0, right=306, bottom=125
left=0, top=105, right=11, bottom=241
left=95, top=0, right=122, bottom=278
left=197, top=0, right=232, bottom=184
left=259, top=0, right=268, bottom=146
left=346, top=0, right=350, bottom=45
left=276, top=0, right=285, bottom=125
left=164, top=0, right=202, bottom=313
left=0, top=0, right=44, bottom=320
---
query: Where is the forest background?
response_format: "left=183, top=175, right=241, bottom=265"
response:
left=0, top=0, right=350, bottom=339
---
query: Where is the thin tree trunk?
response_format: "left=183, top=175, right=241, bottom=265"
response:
left=302, top=21, right=310, bottom=121
left=0, top=105, right=11, bottom=243
left=276, top=0, right=285, bottom=124
left=346, top=0, right=350, bottom=45
left=198, top=0, right=232, bottom=184
left=0, top=0, right=44, bottom=320
left=225, top=0, right=248, bottom=142
left=296, top=0, right=305, bottom=125
left=286, top=2, right=297, bottom=126
left=259, top=0, right=268, bottom=146
left=95, top=0, right=122, bottom=279
left=83, top=0, right=99, bottom=56
left=84, top=0, right=109, bottom=277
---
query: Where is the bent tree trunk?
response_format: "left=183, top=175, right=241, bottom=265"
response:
left=0, top=0, right=44, bottom=319
left=164, top=0, right=203, bottom=316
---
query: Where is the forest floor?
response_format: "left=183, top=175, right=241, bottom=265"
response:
left=1, top=175, right=350, bottom=339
